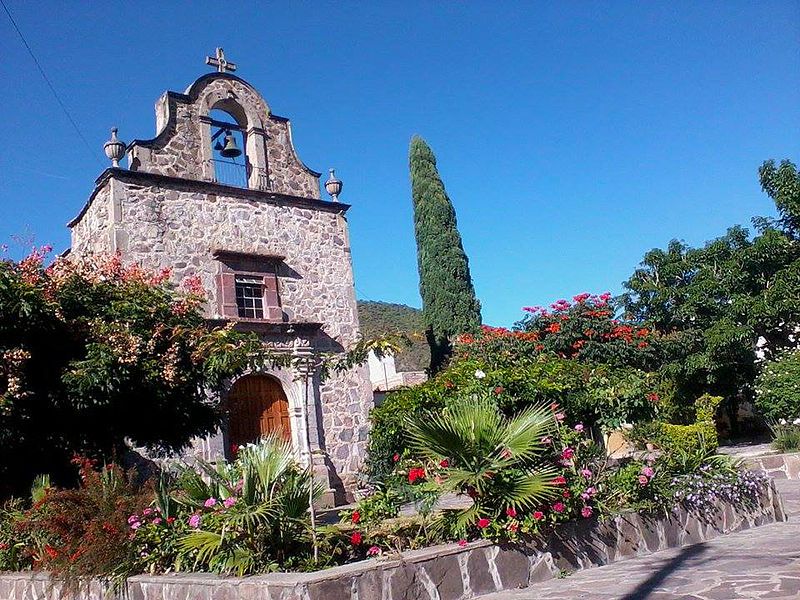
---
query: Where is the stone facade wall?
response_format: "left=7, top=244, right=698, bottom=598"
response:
left=0, top=480, right=785, bottom=600
left=69, top=185, right=112, bottom=255
left=68, top=70, right=372, bottom=497
left=127, top=74, right=319, bottom=198
left=70, top=174, right=372, bottom=494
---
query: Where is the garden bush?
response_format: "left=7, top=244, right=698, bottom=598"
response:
left=627, top=394, right=721, bottom=454
left=755, top=349, right=800, bottom=423
left=0, top=249, right=290, bottom=498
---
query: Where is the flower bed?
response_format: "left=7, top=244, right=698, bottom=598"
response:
left=0, top=479, right=785, bottom=600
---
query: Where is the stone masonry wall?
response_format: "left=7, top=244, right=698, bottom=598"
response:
left=70, top=174, right=372, bottom=490
left=70, top=185, right=111, bottom=255
left=0, top=480, right=785, bottom=600
left=127, top=74, right=319, bottom=198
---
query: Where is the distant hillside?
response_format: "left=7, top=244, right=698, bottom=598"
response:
left=357, top=301, right=430, bottom=372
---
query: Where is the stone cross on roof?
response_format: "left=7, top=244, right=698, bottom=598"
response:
left=205, top=47, right=237, bottom=73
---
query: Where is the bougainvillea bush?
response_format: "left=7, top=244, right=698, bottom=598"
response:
left=0, top=249, right=284, bottom=498
left=367, top=293, right=671, bottom=477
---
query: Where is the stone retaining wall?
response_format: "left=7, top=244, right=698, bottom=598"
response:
left=745, top=452, right=800, bottom=480
left=0, top=481, right=786, bottom=600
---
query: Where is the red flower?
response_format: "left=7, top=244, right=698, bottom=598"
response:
left=493, top=386, right=504, bottom=395
left=350, top=532, right=363, bottom=545
left=505, top=506, right=517, bottom=518
left=638, top=341, right=649, bottom=349
left=647, top=392, right=660, bottom=403
left=553, top=475, right=567, bottom=486
left=351, top=511, right=361, bottom=524
left=44, top=545, right=59, bottom=559
left=408, top=467, right=426, bottom=484
left=439, top=459, right=449, bottom=468
left=533, top=511, right=544, bottom=520
left=477, top=518, right=491, bottom=529
left=167, top=517, right=176, bottom=524
left=562, top=490, right=571, bottom=498
left=458, top=539, right=468, bottom=547
left=561, top=447, right=575, bottom=460
left=393, top=453, right=400, bottom=462
left=552, top=502, right=565, bottom=513
left=547, top=322, right=562, bottom=334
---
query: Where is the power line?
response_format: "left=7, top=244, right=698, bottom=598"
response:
left=1, top=0, right=100, bottom=164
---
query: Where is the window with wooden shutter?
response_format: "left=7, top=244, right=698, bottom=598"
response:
left=213, top=250, right=284, bottom=321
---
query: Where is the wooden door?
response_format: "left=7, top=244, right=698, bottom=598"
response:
left=227, top=375, right=291, bottom=450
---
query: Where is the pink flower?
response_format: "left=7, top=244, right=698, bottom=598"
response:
left=638, top=475, right=649, bottom=486
left=561, top=447, right=575, bottom=460
left=458, top=539, right=468, bottom=547
left=152, top=517, right=162, bottom=525
left=641, top=466, right=654, bottom=478
left=541, top=436, right=552, bottom=445
left=506, top=506, right=517, bottom=518
left=581, top=506, right=593, bottom=518
left=223, top=497, right=237, bottom=508
left=533, top=510, right=544, bottom=520
left=127, top=515, right=139, bottom=525
left=188, top=514, right=201, bottom=528
left=142, top=508, right=153, bottom=516
left=586, top=486, right=597, bottom=496
left=574, top=423, right=584, bottom=432
left=477, top=518, right=491, bottom=529
left=367, top=545, right=381, bottom=556
left=552, top=502, right=565, bottom=513
left=580, top=468, right=593, bottom=479
left=553, top=475, right=567, bottom=486
left=130, top=521, right=141, bottom=530
left=555, top=412, right=566, bottom=422
left=393, top=453, right=401, bottom=462
left=204, top=497, right=217, bottom=508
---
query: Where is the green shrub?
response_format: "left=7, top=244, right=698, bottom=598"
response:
left=628, top=394, right=721, bottom=454
left=768, top=421, right=800, bottom=452
left=367, top=342, right=666, bottom=476
left=755, top=350, right=800, bottom=422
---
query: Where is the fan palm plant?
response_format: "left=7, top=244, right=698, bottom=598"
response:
left=176, top=434, right=321, bottom=574
left=406, top=394, right=559, bottom=531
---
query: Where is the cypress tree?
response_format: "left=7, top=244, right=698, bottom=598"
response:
left=409, top=135, right=482, bottom=372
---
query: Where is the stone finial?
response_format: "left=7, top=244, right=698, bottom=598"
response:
left=103, top=128, right=126, bottom=168
left=324, top=169, right=343, bottom=202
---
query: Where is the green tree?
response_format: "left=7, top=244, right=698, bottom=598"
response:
left=0, top=251, right=284, bottom=498
left=621, top=160, right=800, bottom=432
left=409, top=136, right=482, bottom=372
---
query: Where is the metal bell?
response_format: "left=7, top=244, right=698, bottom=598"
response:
left=219, top=131, right=242, bottom=158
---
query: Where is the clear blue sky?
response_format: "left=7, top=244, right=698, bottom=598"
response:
left=1, top=2, right=798, bottom=326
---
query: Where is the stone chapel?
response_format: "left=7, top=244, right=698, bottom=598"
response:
left=67, top=49, right=373, bottom=503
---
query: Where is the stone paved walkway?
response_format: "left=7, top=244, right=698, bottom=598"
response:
left=484, top=480, right=800, bottom=600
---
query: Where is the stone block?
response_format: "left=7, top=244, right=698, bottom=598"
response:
left=466, top=548, right=497, bottom=596
left=492, top=546, right=530, bottom=590
left=420, top=554, right=464, bottom=600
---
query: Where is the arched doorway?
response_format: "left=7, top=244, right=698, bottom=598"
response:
left=227, top=374, right=291, bottom=450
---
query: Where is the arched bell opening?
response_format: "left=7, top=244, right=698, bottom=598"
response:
left=225, top=373, right=291, bottom=458
left=209, top=107, right=249, bottom=188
